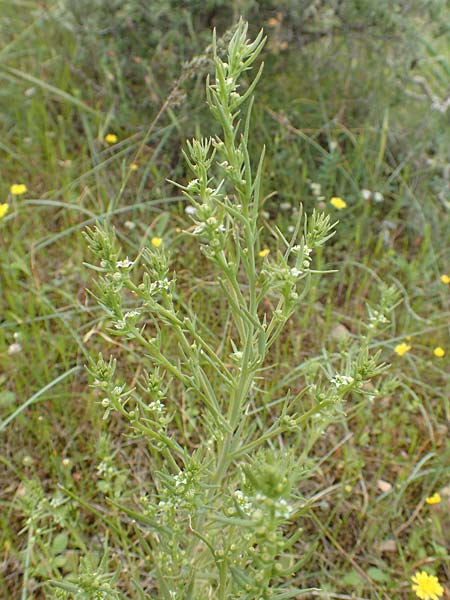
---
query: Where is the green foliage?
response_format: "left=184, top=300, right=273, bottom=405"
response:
left=1, top=3, right=449, bottom=600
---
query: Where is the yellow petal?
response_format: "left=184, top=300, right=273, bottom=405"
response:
left=105, top=133, right=118, bottom=144
left=258, top=248, right=270, bottom=258
left=151, top=237, right=163, bottom=248
left=433, top=347, right=445, bottom=358
left=440, top=274, right=450, bottom=284
left=10, top=183, right=27, bottom=195
left=394, top=343, right=411, bottom=356
left=0, top=203, right=9, bottom=219
left=330, top=197, right=347, bottom=210
left=425, top=493, right=441, bottom=505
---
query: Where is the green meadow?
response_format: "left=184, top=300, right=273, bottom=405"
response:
left=1, top=3, right=449, bottom=599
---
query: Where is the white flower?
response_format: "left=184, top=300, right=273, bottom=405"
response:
left=116, top=258, right=133, bottom=269
left=290, top=267, right=303, bottom=277
left=186, top=178, right=199, bottom=189
left=329, top=140, right=338, bottom=152
left=174, top=471, right=188, bottom=488
left=310, top=182, right=322, bottom=196
left=185, top=205, right=196, bottom=215
left=331, top=374, right=354, bottom=388
left=233, top=489, right=252, bottom=513
left=361, top=189, right=372, bottom=201
left=157, top=278, right=170, bottom=290
left=275, top=498, right=292, bottom=518
left=280, top=201, right=291, bottom=210
left=124, top=310, right=140, bottom=320
left=373, top=191, right=384, bottom=203
left=193, top=223, right=206, bottom=235
left=149, top=399, right=164, bottom=413
left=8, top=342, right=22, bottom=355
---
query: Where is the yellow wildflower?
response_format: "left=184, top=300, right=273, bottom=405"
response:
left=105, top=133, right=118, bottom=144
left=0, top=203, right=9, bottom=220
left=411, top=571, right=443, bottom=600
left=258, top=248, right=270, bottom=258
left=130, top=163, right=138, bottom=171
left=10, top=183, right=27, bottom=195
left=151, top=237, right=163, bottom=248
left=440, top=274, right=450, bottom=284
left=425, top=492, right=441, bottom=505
left=433, top=347, right=445, bottom=358
left=330, top=197, right=347, bottom=210
left=394, top=343, right=411, bottom=356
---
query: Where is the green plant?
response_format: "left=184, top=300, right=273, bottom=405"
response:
left=77, top=21, right=397, bottom=598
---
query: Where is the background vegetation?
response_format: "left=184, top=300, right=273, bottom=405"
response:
left=1, top=1, right=449, bottom=598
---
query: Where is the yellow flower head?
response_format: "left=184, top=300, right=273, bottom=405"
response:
left=105, top=133, right=118, bottom=144
left=411, top=571, right=443, bottom=600
left=440, top=274, right=450, bottom=284
left=425, top=492, right=441, bottom=505
left=433, top=347, right=445, bottom=358
left=129, top=163, right=138, bottom=171
left=10, top=183, right=27, bottom=195
left=330, top=197, right=347, bottom=210
left=258, top=248, right=270, bottom=258
left=0, top=203, right=9, bottom=220
left=151, top=237, right=163, bottom=248
left=394, top=342, right=411, bottom=357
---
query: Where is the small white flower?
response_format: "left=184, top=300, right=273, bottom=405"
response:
left=124, top=310, right=140, bottom=320
left=185, top=205, right=196, bottom=215
left=275, top=498, right=292, bottom=518
left=310, top=182, right=321, bottom=196
left=369, top=309, right=388, bottom=324
left=329, top=140, right=338, bottom=152
left=187, top=178, right=199, bottom=189
left=8, top=342, right=22, bottom=355
left=331, top=374, right=354, bottom=388
left=157, top=278, right=170, bottom=290
left=287, top=225, right=295, bottom=233
left=174, top=471, right=188, bottom=488
left=290, top=267, right=303, bottom=277
left=280, top=201, right=291, bottom=210
left=233, top=489, right=252, bottom=513
left=361, top=189, right=372, bottom=201
left=373, top=191, right=384, bottom=203
left=193, top=223, right=206, bottom=235
left=116, top=258, right=133, bottom=269
left=149, top=399, right=164, bottom=413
